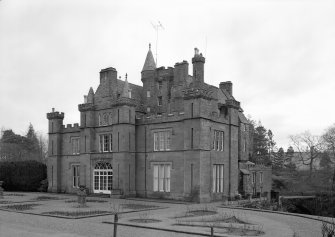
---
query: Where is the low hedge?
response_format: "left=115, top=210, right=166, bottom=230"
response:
left=0, top=160, right=47, bottom=191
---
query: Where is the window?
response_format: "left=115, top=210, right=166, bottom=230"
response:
left=213, top=130, right=224, bottom=151
left=72, top=137, right=80, bottom=155
left=72, top=165, right=80, bottom=188
left=243, top=139, right=246, bottom=152
left=99, top=134, right=112, bottom=152
left=153, top=163, right=171, bottom=192
left=93, top=162, right=112, bottom=194
left=102, top=113, right=108, bottom=126
left=147, top=91, right=151, bottom=97
left=154, top=130, right=171, bottom=151
left=147, top=107, right=151, bottom=113
left=158, top=81, right=162, bottom=90
left=128, top=90, right=132, bottom=98
left=241, top=124, right=245, bottom=132
left=98, top=114, right=101, bottom=126
left=260, top=172, right=263, bottom=184
left=252, top=172, right=256, bottom=184
left=213, top=164, right=224, bottom=193
left=158, top=96, right=162, bottom=106
left=109, top=113, right=113, bottom=125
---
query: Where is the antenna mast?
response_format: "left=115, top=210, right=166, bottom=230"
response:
left=151, top=21, right=164, bottom=66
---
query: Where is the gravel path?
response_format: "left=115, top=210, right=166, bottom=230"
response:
left=219, top=207, right=323, bottom=237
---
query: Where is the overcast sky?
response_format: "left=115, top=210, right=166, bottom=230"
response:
left=0, top=0, right=334, bottom=149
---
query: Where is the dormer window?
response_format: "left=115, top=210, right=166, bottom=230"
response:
left=128, top=90, right=132, bottom=98
left=147, top=91, right=151, bottom=97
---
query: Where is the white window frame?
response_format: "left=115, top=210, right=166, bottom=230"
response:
left=213, top=164, right=224, bottom=193
left=153, top=163, right=171, bottom=192
left=93, top=162, right=113, bottom=194
left=72, top=164, right=80, bottom=188
left=71, top=137, right=80, bottom=155
left=99, top=134, right=112, bottom=152
left=153, top=130, right=171, bottom=151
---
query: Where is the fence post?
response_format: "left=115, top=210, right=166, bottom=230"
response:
left=113, top=213, right=118, bottom=237
left=210, top=226, right=214, bottom=237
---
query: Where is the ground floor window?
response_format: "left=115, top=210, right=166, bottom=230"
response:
left=93, top=162, right=112, bottom=194
left=72, top=165, right=80, bottom=188
left=153, top=163, right=171, bottom=192
left=213, top=164, right=224, bottom=193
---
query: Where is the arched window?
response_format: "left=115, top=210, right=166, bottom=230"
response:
left=93, top=162, right=113, bottom=194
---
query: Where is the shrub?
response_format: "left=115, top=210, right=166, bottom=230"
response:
left=0, top=160, right=47, bottom=191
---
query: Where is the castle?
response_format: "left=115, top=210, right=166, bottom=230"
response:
left=47, top=45, right=271, bottom=202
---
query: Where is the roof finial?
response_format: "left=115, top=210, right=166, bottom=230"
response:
left=125, top=73, right=128, bottom=80
left=149, top=43, right=151, bottom=50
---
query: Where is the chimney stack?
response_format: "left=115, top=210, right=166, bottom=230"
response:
left=220, top=81, right=233, bottom=96
left=192, top=47, right=205, bottom=84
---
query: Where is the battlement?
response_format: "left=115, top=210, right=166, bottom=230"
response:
left=61, top=123, right=80, bottom=133
left=136, top=111, right=185, bottom=124
left=47, top=111, right=64, bottom=120
left=114, top=97, right=137, bottom=107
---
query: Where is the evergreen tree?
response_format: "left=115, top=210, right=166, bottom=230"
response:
left=272, top=147, right=285, bottom=172
left=251, top=121, right=271, bottom=165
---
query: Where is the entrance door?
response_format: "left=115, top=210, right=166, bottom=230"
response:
left=93, top=162, right=113, bottom=194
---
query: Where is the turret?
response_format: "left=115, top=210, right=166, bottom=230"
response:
left=47, top=108, right=64, bottom=133
left=141, top=43, right=157, bottom=112
left=192, top=48, right=205, bottom=84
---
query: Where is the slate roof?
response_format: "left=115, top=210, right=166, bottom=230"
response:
left=142, top=46, right=156, bottom=71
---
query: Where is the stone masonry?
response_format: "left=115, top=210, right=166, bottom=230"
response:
left=46, top=45, right=271, bottom=202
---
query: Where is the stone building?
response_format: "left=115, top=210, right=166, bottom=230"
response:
left=47, top=45, right=271, bottom=202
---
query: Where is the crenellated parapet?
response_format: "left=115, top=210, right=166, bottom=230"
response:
left=136, top=111, right=185, bottom=124
left=78, top=103, right=95, bottom=112
left=61, top=123, right=80, bottom=133
left=47, top=111, right=64, bottom=120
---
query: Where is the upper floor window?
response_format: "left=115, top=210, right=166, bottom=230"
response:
left=147, top=91, right=151, bottom=97
left=98, top=114, right=101, bottom=126
left=213, top=130, right=224, bottom=151
left=158, top=81, right=162, bottom=90
left=158, top=96, right=162, bottom=106
left=128, top=90, right=132, bottom=98
left=252, top=172, right=256, bottom=184
left=241, top=123, right=246, bottom=132
left=243, top=139, right=246, bottom=152
left=99, top=134, right=112, bottom=152
left=260, top=172, right=263, bottom=184
left=71, top=137, right=80, bottom=155
left=109, top=113, right=113, bottom=125
left=154, top=130, right=171, bottom=151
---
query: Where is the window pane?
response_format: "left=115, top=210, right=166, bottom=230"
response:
left=153, top=165, right=158, bottom=191
left=220, top=165, right=224, bottom=192
left=159, top=165, right=164, bottom=191
left=213, top=166, right=216, bottom=192
left=165, top=165, right=170, bottom=192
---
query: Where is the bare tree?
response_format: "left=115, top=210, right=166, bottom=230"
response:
left=289, top=131, right=323, bottom=177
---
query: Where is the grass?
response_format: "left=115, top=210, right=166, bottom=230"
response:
left=120, top=203, right=158, bottom=210
left=174, top=204, right=218, bottom=218
left=65, top=199, right=108, bottom=203
left=2, top=203, right=40, bottom=211
left=34, top=196, right=61, bottom=201
left=43, top=210, right=110, bottom=217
